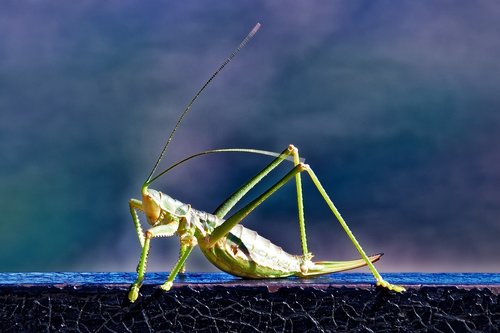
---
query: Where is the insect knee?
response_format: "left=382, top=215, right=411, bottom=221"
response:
left=298, top=162, right=310, bottom=172
left=180, top=234, right=197, bottom=247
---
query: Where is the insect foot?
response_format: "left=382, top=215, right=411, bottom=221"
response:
left=299, top=253, right=315, bottom=274
left=128, top=284, right=140, bottom=303
left=160, top=281, right=173, bottom=291
left=376, top=280, right=406, bottom=293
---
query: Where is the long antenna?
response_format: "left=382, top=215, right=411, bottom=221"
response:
left=146, top=147, right=305, bottom=186
left=145, top=23, right=262, bottom=184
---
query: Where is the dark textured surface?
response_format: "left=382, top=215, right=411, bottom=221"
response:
left=1, top=274, right=499, bottom=332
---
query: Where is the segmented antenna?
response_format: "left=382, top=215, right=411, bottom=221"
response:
left=145, top=23, right=262, bottom=184
left=147, top=148, right=304, bottom=185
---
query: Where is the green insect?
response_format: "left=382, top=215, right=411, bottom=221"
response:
left=128, top=23, right=405, bottom=302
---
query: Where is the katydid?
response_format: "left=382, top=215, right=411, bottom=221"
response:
left=128, top=23, right=405, bottom=303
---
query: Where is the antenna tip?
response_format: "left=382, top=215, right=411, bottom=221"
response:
left=250, top=23, right=261, bottom=37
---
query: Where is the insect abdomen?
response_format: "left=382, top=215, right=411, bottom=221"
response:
left=200, top=224, right=302, bottom=278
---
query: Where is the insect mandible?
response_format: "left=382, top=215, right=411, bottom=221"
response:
left=127, top=23, right=405, bottom=302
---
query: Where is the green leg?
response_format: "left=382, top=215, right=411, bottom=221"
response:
left=291, top=146, right=309, bottom=257
left=211, top=145, right=309, bottom=257
left=213, top=146, right=294, bottom=218
left=128, top=224, right=187, bottom=302
left=303, top=165, right=405, bottom=293
left=129, top=199, right=145, bottom=248
left=207, top=145, right=404, bottom=292
left=212, top=145, right=310, bottom=256
left=128, top=236, right=150, bottom=302
left=178, top=244, right=188, bottom=273
left=208, top=163, right=306, bottom=246
left=160, top=245, right=194, bottom=291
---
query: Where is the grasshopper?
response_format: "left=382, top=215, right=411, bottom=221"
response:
left=128, top=23, right=405, bottom=302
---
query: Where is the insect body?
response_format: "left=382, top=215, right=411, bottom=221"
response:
left=128, top=24, right=405, bottom=302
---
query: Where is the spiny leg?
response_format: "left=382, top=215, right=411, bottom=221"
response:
left=213, top=146, right=294, bottom=218
left=208, top=163, right=304, bottom=247
left=206, top=146, right=404, bottom=292
left=208, top=161, right=373, bottom=273
left=129, top=199, right=145, bottom=248
left=302, top=164, right=405, bottom=292
left=128, top=236, right=150, bottom=302
left=160, top=244, right=194, bottom=291
left=178, top=244, right=188, bottom=273
left=212, top=145, right=309, bottom=257
left=171, top=232, right=197, bottom=277
left=290, top=145, right=309, bottom=257
left=128, top=224, right=184, bottom=302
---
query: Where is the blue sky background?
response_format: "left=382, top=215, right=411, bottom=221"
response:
left=1, top=1, right=499, bottom=273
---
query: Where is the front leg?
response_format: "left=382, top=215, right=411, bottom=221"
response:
left=128, top=223, right=181, bottom=302
left=128, top=235, right=150, bottom=302
left=129, top=199, right=145, bottom=248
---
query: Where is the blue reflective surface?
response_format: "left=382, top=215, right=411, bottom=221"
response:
left=1, top=272, right=499, bottom=286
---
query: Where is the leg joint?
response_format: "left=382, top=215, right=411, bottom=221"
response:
left=180, top=234, right=198, bottom=247
left=298, top=162, right=310, bottom=171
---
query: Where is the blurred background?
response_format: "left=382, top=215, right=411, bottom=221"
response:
left=1, top=1, right=499, bottom=273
